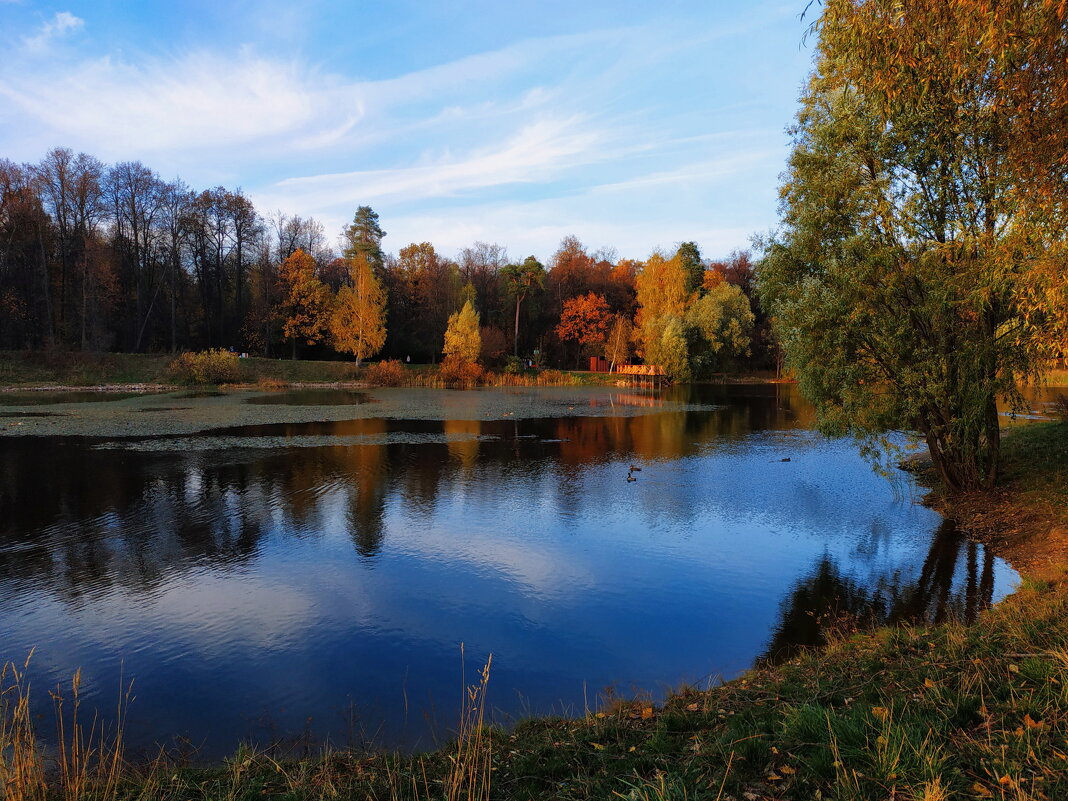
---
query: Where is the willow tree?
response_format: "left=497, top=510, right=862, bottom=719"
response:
left=331, top=253, right=387, bottom=366
left=759, top=0, right=1065, bottom=492
left=685, top=281, right=754, bottom=375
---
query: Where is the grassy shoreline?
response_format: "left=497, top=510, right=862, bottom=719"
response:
left=2, top=384, right=1066, bottom=798
left=0, top=350, right=791, bottom=392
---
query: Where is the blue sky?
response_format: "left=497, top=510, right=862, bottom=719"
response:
left=0, top=1, right=816, bottom=262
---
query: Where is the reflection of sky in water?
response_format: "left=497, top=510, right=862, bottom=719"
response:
left=0, top=385, right=1017, bottom=756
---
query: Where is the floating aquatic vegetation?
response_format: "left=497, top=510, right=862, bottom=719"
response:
left=95, top=431, right=500, bottom=452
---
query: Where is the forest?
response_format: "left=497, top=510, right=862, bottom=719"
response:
left=0, top=151, right=769, bottom=375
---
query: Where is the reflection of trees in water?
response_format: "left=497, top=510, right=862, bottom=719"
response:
left=759, top=521, right=996, bottom=665
left=0, top=385, right=886, bottom=604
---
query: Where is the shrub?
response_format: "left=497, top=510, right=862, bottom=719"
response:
left=364, top=359, right=406, bottom=387
left=1054, top=393, right=1068, bottom=420
left=438, top=356, right=484, bottom=386
left=167, top=349, right=241, bottom=384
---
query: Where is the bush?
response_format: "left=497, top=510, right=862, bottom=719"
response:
left=167, top=349, right=241, bottom=384
left=438, top=356, right=484, bottom=386
left=504, top=355, right=525, bottom=374
left=1054, top=393, right=1068, bottom=421
left=364, top=359, right=406, bottom=387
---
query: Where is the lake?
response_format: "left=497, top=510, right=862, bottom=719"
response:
left=0, top=383, right=1018, bottom=758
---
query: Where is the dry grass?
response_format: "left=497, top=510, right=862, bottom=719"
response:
left=1, top=656, right=132, bottom=801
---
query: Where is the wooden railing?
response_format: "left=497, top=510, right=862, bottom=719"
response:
left=614, top=364, right=666, bottom=376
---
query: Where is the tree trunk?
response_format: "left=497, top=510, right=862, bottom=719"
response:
left=513, top=296, right=522, bottom=356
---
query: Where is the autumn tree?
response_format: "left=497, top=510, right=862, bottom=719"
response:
left=816, top=0, right=1068, bottom=334
left=759, top=0, right=1065, bottom=491
left=556, top=292, right=612, bottom=354
left=393, top=241, right=462, bottom=360
left=276, top=248, right=332, bottom=359
left=331, top=253, right=387, bottom=365
left=501, top=255, right=546, bottom=357
left=603, top=314, right=633, bottom=371
left=635, top=251, right=690, bottom=371
left=443, top=298, right=481, bottom=364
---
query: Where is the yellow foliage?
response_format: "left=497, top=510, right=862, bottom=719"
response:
left=330, top=253, right=387, bottom=364
left=443, top=299, right=481, bottom=364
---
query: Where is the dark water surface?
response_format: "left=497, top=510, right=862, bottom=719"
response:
left=0, top=384, right=1016, bottom=757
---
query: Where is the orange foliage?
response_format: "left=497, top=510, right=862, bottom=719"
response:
left=555, top=292, right=612, bottom=346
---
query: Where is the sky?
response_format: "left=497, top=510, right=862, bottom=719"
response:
left=0, top=1, right=817, bottom=263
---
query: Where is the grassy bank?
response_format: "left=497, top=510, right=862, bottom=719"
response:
left=2, top=421, right=1067, bottom=799
left=0, top=351, right=361, bottom=388
left=0, top=351, right=623, bottom=391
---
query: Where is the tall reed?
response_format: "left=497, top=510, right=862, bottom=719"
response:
left=444, top=645, right=493, bottom=801
left=0, top=655, right=45, bottom=801
left=1, top=657, right=132, bottom=801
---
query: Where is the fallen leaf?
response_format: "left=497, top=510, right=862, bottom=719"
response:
left=590, top=742, right=605, bottom=750
left=1024, top=714, right=1045, bottom=729
left=780, top=765, right=796, bottom=775
left=872, top=706, right=889, bottom=721
left=641, top=707, right=654, bottom=719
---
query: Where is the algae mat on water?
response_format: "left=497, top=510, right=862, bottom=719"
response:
left=0, top=386, right=722, bottom=438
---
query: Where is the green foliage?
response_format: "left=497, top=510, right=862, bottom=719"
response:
left=675, top=241, right=703, bottom=295
left=643, top=315, right=690, bottom=381
left=341, top=206, right=385, bottom=272
left=501, top=256, right=547, bottom=356
left=685, top=281, right=754, bottom=376
left=757, top=7, right=1058, bottom=491
left=443, top=299, right=481, bottom=364
left=167, top=349, right=240, bottom=385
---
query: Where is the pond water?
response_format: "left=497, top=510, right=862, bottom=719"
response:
left=0, top=384, right=1017, bottom=758
left=244, top=389, right=374, bottom=406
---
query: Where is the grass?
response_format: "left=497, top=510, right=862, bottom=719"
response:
left=0, top=351, right=361, bottom=389
left=2, top=423, right=1067, bottom=799
left=0, top=351, right=621, bottom=390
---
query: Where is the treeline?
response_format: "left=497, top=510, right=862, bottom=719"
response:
left=0, top=148, right=774, bottom=374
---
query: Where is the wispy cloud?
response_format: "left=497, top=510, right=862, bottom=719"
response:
left=266, top=116, right=606, bottom=208
left=22, top=10, right=83, bottom=51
